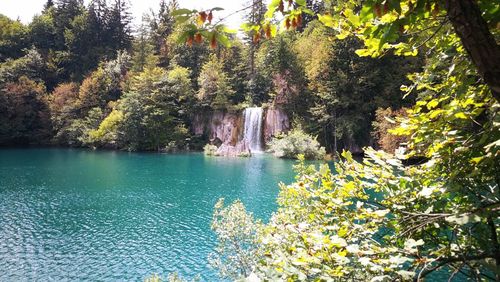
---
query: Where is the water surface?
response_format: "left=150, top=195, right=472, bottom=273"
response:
left=0, top=148, right=296, bottom=281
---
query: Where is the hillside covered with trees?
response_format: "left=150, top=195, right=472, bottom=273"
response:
left=0, top=0, right=418, bottom=153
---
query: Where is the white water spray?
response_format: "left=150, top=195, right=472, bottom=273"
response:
left=243, top=107, right=264, bottom=152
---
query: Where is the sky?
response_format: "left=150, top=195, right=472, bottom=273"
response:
left=0, top=0, right=249, bottom=30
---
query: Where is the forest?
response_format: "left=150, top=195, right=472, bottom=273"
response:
left=0, top=0, right=419, bottom=154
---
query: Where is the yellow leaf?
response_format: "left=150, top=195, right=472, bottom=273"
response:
left=454, top=112, right=468, bottom=119
left=427, top=99, right=439, bottom=109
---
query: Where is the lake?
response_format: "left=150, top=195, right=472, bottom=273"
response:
left=0, top=148, right=297, bottom=281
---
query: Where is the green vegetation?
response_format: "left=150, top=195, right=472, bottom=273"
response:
left=1, top=0, right=498, bottom=280
left=267, top=129, right=326, bottom=160
left=197, top=0, right=500, bottom=280
left=0, top=0, right=413, bottom=153
left=203, top=144, right=218, bottom=156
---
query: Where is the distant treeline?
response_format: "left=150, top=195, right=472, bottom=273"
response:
left=0, top=0, right=420, bottom=152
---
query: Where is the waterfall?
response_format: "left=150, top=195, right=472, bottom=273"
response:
left=243, top=107, right=264, bottom=152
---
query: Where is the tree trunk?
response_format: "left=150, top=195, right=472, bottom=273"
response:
left=445, top=0, right=500, bottom=101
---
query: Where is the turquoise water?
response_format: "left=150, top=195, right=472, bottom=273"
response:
left=0, top=148, right=296, bottom=281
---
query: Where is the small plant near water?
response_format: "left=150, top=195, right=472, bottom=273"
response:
left=203, top=144, right=219, bottom=156
left=267, top=129, right=326, bottom=160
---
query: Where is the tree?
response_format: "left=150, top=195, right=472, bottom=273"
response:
left=77, top=51, right=129, bottom=113
left=130, top=20, right=158, bottom=72
left=219, top=41, right=248, bottom=104
left=167, top=23, right=210, bottom=89
left=48, top=82, right=80, bottom=143
left=242, top=0, right=266, bottom=78
left=296, top=22, right=419, bottom=153
left=197, top=54, right=234, bottom=110
left=0, top=48, right=46, bottom=84
left=114, top=66, right=190, bottom=151
left=0, top=76, right=51, bottom=145
left=105, top=0, right=132, bottom=52
left=371, top=107, right=409, bottom=153
left=0, top=14, right=30, bottom=62
left=186, top=0, right=500, bottom=280
left=148, top=0, right=178, bottom=67
left=256, top=33, right=307, bottom=112
left=53, top=0, right=85, bottom=50
left=29, top=12, right=57, bottom=52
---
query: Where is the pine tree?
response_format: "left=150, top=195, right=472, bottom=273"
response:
left=105, top=0, right=132, bottom=52
left=53, top=0, right=84, bottom=49
left=148, top=0, right=177, bottom=67
left=43, top=0, right=55, bottom=12
left=243, top=0, right=266, bottom=77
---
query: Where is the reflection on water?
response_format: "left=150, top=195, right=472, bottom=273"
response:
left=0, top=149, right=296, bottom=281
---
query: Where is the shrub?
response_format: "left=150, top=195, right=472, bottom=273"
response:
left=267, top=129, right=326, bottom=160
left=203, top=144, right=218, bottom=156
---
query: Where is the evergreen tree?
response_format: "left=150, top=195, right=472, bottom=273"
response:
left=105, top=0, right=132, bottom=52
left=53, top=0, right=84, bottom=50
left=243, top=0, right=266, bottom=77
left=148, top=0, right=177, bottom=67
left=43, top=0, right=55, bottom=11
left=131, top=20, right=158, bottom=72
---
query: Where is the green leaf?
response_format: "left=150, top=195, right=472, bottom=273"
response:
left=454, top=112, right=468, bottom=119
left=216, top=34, right=231, bottom=47
left=427, top=99, right=439, bottom=109
left=295, top=0, right=306, bottom=6
left=172, top=9, right=194, bottom=16
left=318, top=14, right=335, bottom=28
left=360, top=5, right=374, bottom=21
left=175, top=15, right=191, bottom=25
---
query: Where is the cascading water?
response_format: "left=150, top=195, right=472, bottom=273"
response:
left=243, top=107, right=264, bottom=152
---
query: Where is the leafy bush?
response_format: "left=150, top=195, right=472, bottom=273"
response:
left=267, top=129, right=326, bottom=160
left=209, top=199, right=261, bottom=280
left=203, top=144, right=218, bottom=156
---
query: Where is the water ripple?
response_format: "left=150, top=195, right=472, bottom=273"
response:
left=0, top=149, right=296, bottom=281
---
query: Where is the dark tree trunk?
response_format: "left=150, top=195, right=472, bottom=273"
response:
left=445, top=0, right=500, bottom=101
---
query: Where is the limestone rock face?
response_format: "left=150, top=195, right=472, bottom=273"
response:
left=192, top=107, right=290, bottom=156
left=263, top=107, right=290, bottom=142
left=192, top=111, right=242, bottom=145
left=208, top=111, right=243, bottom=146
left=192, top=110, right=247, bottom=156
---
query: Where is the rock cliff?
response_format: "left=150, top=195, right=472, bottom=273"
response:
left=192, top=107, right=290, bottom=156
left=263, top=107, right=290, bottom=142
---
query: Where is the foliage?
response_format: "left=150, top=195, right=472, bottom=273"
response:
left=170, top=7, right=235, bottom=49
left=296, top=21, right=419, bottom=153
left=48, top=82, right=80, bottom=143
left=0, top=14, right=29, bottom=62
left=209, top=199, right=261, bottom=280
left=203, top=144, right=218, bottom=156
left=256, top=33, right=306, bottom=110
left=102, top=66, right=191, bottom=151
left=76, top=51, right=129, bottom=111
left=47, top=52, right=129, bottom=146
left=203, top=0, right=500, bottom=281
left=0, top=48, right=47, bottom=83
left=131, top=22, right=159, bottom=72
left=0, top=76, right=51, bottom=145
left=197, top=55, right=234, bottom=110
left=372, top=107, right=409, bottom=153
left=88, top=109, right=124, bottom=146
left=267, top=129, right=326, bottom=160
left=214, top=144, right=499, bottom=280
